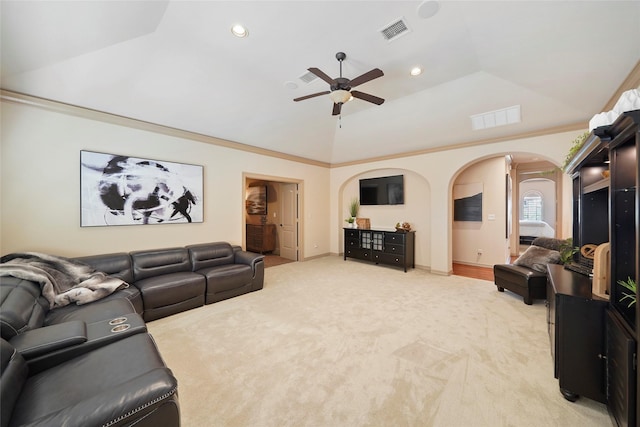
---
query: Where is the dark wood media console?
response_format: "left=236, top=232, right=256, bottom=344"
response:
left=547, top=264, right=608, bottom=403
left=343, top=228, right=415, bottom=272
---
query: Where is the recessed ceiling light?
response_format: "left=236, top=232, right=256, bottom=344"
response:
left=417, top=1, right=440, bottom=19
left=410, top=67, right=422, bottom=76
left=231, top=24, right=248, bottom=38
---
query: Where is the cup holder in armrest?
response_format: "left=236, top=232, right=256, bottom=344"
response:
left=111, top=324, right=131, bottom=333
left=109, top=317, right=128, bottom=326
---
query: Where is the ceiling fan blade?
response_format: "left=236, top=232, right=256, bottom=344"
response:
left=293, top=91, right=330, bottom=102
left=349, top=68, right=384, bottom=88
left=308, top=67, right=335, bottom=85
left=332, top=102, right=342, bottom=116
left=351, top=90, right=385, bottom=105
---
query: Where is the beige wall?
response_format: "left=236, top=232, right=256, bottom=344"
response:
left=1, top=97, right=578, bottom=274
left=330, top=132, right=577, bottom=275
left=0, top=100, right=330, bottom=258
left=452, top=156, right=507, bottom=267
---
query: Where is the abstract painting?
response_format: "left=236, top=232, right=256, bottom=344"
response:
left=80, top=151, right=203, bottom=226
left=453, top=182, right=483, bottom=222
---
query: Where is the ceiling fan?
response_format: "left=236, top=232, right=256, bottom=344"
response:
left=294, top=52, right=384, bottom=116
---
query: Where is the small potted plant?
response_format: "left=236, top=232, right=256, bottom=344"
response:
left=345, top=217, right=356, bottom=228
left=349, top=198, right=359, bottom=219
left=559, top=238, right=579, bottom=264
left=618, top=276, right=637, bottom=308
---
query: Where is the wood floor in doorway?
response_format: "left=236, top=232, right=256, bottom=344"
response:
left=452, top=263, right=495, bottom=282
left=263, top=254, right=295, bottom=268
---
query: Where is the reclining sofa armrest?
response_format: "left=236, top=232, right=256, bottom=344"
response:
left=234, top=250, right=265, bottom=270
left=9, top=321, right=87, bottom=359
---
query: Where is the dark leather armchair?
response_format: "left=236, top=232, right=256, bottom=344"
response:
left=494, top=237, right=566, bottom=305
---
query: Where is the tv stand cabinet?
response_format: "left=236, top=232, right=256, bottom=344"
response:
left=343, top=228, right=415, bottom=272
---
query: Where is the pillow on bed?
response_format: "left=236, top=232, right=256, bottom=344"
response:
left=514, top=245, right=561, bottom=273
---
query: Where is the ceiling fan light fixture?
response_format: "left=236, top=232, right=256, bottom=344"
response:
left=231, top=24, right=248, bottom=38
left=330, top=89, right=351, bottom=104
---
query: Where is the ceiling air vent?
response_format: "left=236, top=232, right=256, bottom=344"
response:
left=299, top=71, right=318, bottom=84
left=380, top=17, right=411, bottom=41
left=470, top=105, right=521, bottom=131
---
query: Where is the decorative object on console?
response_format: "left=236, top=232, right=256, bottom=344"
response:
left=592, top=242, right=610, bottom=300
left=395, top=221, right=411, bottom=232
left=80, top=151, right=203, bottom=226
left=348, top=197, right=359, bottom=218
left=355, top=217, right=370, bottom=229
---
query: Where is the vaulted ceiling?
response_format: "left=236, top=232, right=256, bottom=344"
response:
left=2, top=1, right=639, bottom=165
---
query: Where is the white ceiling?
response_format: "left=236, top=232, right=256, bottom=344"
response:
left=2, top=1, right=639, bottom=165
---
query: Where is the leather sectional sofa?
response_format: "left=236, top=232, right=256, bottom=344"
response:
left=0, top=241, right=265, bottom=427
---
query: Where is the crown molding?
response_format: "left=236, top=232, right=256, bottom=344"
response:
left=0, top=90, right=331, bottom=168
left=329, top=122, right=586, bottom=168
left=603, top=59, right=640, bottom=111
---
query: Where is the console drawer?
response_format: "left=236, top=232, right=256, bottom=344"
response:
left=384, top=243, right=405, bottom=255
left=384, top=233, right=406, bottom=245
left=345, top=248, right=371, bottom=261
left=345, top=229, right=359, bottom=239
left=345, top=238, right=360, bottom=248
left=378, top=253, right=405, bottom=266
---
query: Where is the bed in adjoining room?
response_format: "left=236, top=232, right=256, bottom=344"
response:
left=519, top=219, right=555, bottom=245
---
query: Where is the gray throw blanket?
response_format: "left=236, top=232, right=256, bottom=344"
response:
left=0, top=252, right=128, bottom=309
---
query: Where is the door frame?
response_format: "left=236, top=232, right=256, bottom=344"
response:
left=242, top=172, right=304, bottom=261
left=512, top=161, right=563, bottom=257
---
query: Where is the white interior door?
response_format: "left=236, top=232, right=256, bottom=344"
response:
left=279, top=183, right=298, bottom=260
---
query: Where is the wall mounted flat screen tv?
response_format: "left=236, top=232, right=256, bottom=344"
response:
left=359, top=175, right=404, bottom=205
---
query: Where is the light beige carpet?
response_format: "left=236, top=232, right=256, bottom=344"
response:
left=147, top=255, right=612, bottom=427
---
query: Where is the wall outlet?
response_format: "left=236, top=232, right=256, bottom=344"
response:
left=477, top=249, right=483, bottom=255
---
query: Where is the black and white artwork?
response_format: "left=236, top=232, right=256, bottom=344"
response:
left=80, top=151, right=203, bottom=226
left=453, top=182, right=483, bottom=222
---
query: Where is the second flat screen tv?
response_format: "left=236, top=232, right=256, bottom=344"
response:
left=359, top=175, right=404, bottom=205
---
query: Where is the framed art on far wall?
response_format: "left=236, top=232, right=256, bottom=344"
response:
left=80, top=150, right=204, bottom=227
left=245, top=185, right=267, bottom=215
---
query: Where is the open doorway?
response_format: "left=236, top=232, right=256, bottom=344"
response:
left=512, top=160, right=562, bottom=256
left=243, top=174, right=302, bottom=265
